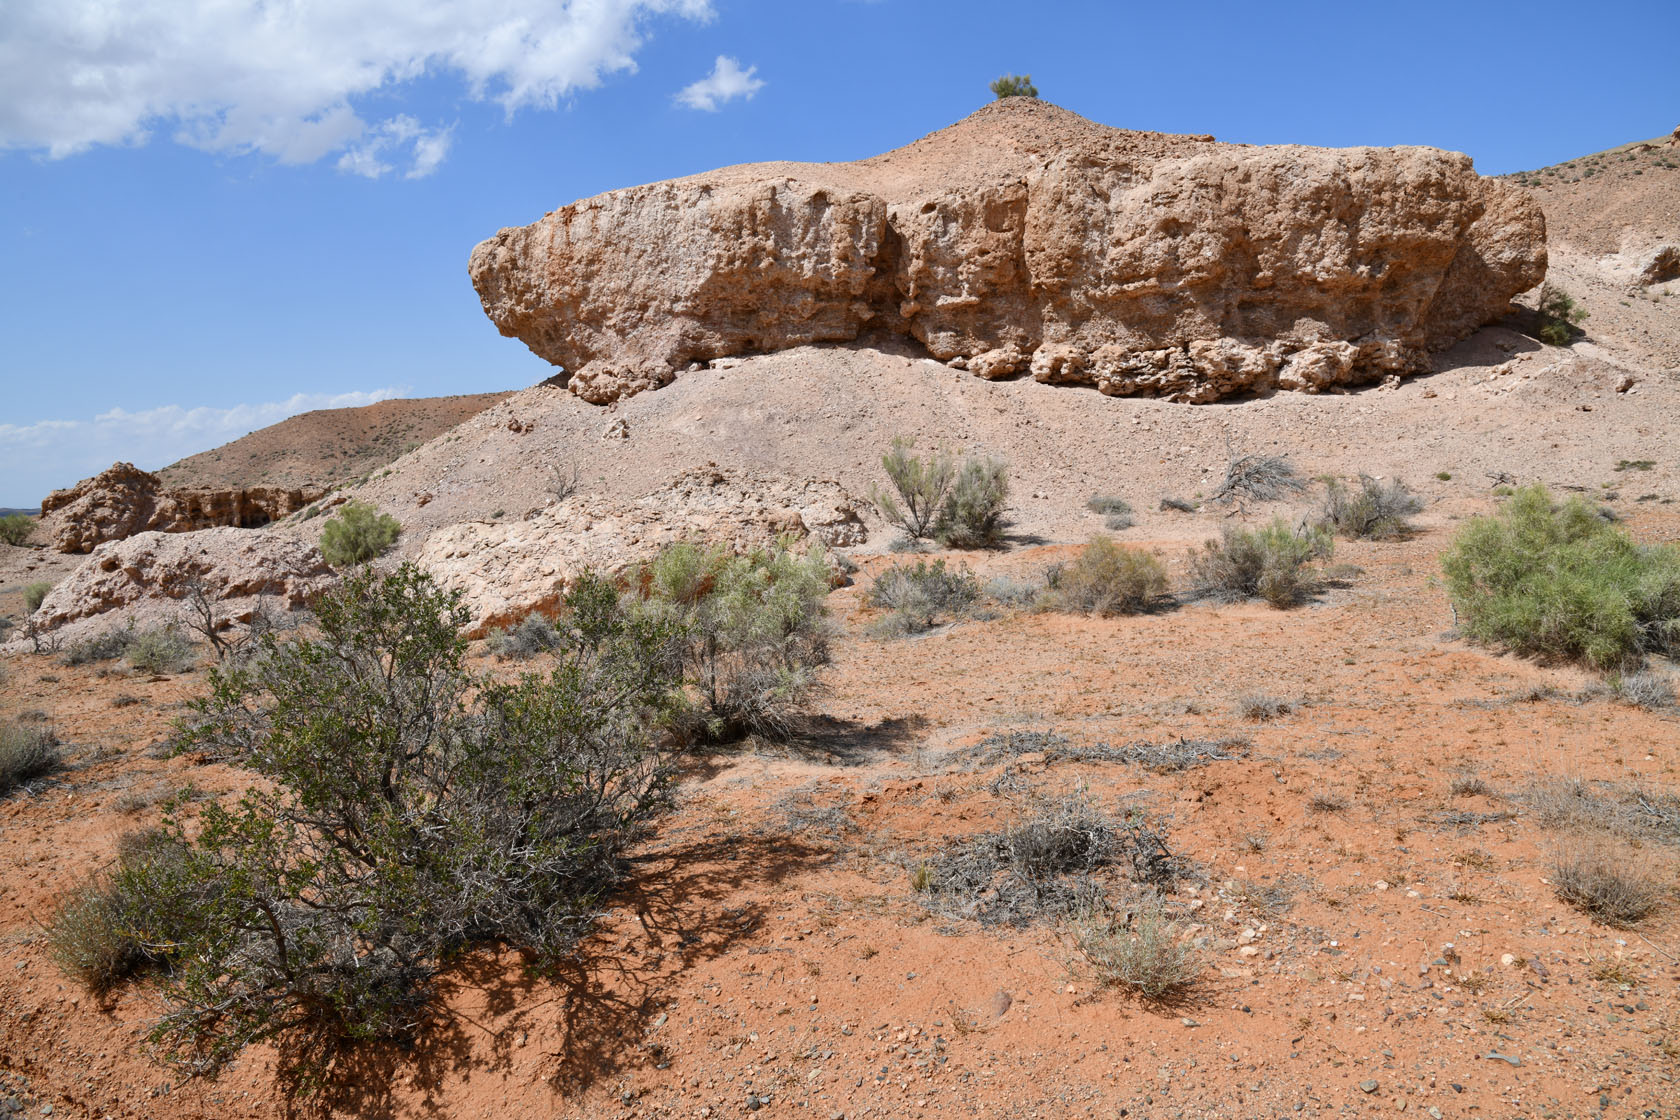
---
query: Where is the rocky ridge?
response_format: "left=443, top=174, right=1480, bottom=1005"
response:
left=472, top=99, right=1546, bottom=405
left=40, top=463, right=324, bottom=554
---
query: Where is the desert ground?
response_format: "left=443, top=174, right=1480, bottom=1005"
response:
left=0, top=122, right=1676, bottom=1120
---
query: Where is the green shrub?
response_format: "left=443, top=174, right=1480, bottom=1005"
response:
left=0, top=721, right=61, bottom=794
left=1190, top=519, right=1332, bottom=608
left=935, top=454, right=1010, bottom=548
left=62, top=626, right=135, bottom=666
left=67, top=564, right=685, bottom=1083
left=1441, top=485, right=1680, bottom=669
left=0, top=514, right=32, bottom=547
left=872, top=437, right=955, bottom=542
left=318, top=500, right=401, bottom=567
left=989, top=73, right=1038, bottom=99
left=1087, top=495, right=1134, bottom=530
left=1536, top=283, right=1589, bottom=345
left=126, top=625, right=197, bottom=675
left=638, top=541, right=833, bottom=741
left=1049, top=537, right=1169, bottom=616
left=868, top=559, right=981, bottom=635
left=1320, top=475, right=1423, bottom=540
left=47, top=829, right=196, bottom=995
left=22, top=580, right=52, bottom=614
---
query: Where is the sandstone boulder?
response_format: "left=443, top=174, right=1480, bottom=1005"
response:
left=472, top=99, right=1546, bottom=405
left=419, top=467, right=865, bottom=636
left=40, top=462, right=325, bottom=553
left=13, top=528, right=336, bottom=650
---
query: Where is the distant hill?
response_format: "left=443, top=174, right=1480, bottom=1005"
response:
left=158, top=392, right=512, bottom=491
left=1498, top=135, right=1680, bottom=253
left=0, top=509, right=36, bottom=519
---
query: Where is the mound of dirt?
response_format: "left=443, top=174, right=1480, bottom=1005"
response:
left=472, top=98, right=1544, bottom=404
left=156, top=392, right=511, bottom=491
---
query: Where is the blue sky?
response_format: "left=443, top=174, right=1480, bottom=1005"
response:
left=2, top=0, right=1675, bottom=506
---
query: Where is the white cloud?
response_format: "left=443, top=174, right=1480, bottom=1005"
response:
left=0, top=388, right=408, bottom=506
left=337, top=115, right=454, bottom=180
left=0, top=1, right=716, bottom=177
left=675, top=56, right=764, bottom=112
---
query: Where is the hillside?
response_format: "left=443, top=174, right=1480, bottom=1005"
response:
left=155, top=391, right=511, bottom=491
left=2, top=124, right=1678, bottom=1120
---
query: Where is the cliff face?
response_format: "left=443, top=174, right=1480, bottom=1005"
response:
left=471, top=99, right=1546, bottom=405
left=39, top=462, right=323, bottom=553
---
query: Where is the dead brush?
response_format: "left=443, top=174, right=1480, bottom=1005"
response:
left=1236, top=693, right=1294, bottom=722
left=1525, top=777, right=1680, bottom=844
left=1450, top=775, right=1496, bottom=799
left=1550, top=837, right=1669, bottom=926
left=1212, top=450, right=1306, bottom=505
left=907, top=790, right=1179, bottom=927
left=1105, top=736, right=1251, bottom=773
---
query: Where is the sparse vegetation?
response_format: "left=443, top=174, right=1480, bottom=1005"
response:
left=1320, top=475, right=1423, bottom=540
left=125, top=625, right=196, bottom=675
left=55, top=563, right=687, bottom=1082
left=1191, top=519, right=1332, bottom=607
left=637, top=540, right=834, bottom=741
left=46, top=829, right=194, bottom=995
left=1550, top=839, right=1667, bottom=926
left=1087, top=495, right=1134, bottom=530
left=484, top=614, right=564, bottom=660
left=909, top=790, right=1177, bottom=927
left=1212, top=452, right=1306, bottom=505
left=0, top=720, right=62, bottom=794
left=989, top=73, right=1038, bottom=99
left=317, top=499, right=401, bottom=567
left=1045, top=537, right=1169, bottom=616
left=935, top=454, right=1011, bottom=548
left=1441, top=484, right=1680, bottom=669
left=0, top=513, right=32, bottom=547
left=1236, top=693, right=1293, bottom=722
left=1536, top=282, right=1589, bottom=345
left=1075, top=895, right=1201, bottom=999
left=873, top=437, right=954, bottom=543
left=1608, top=671, right=1676, bottom=711
left=61, top=627, right=135, bottom=666
left=22, top=580, right=52, bottom=613
left=867, top=558, right=981, bottom=636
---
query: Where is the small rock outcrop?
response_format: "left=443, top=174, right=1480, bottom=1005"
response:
left=40, top=462, right=325, bottom=553
left=1636, top=245, right=1680, bottom=287
left=419, top=467, right=865, bottom=636
left=472, top=99, right=1546, bottom=405
left=16, top=528, right=336, bottom=648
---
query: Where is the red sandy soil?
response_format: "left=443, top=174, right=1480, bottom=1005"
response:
left=2, top=514, right=1677, bottom=1119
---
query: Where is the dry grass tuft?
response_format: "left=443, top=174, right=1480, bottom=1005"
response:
left=1550, top=838, right=1668, bottom=926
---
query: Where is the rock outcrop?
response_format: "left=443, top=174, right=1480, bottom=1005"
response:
left=40, top=462, right=325, bottom=553
left=419, top=466, right=865, bottom=636
left=472, top=99, right=1547, bottom=405
left=1636, top=245, right=1680, bottom=287
left=15, top=528, right=336, bottom=649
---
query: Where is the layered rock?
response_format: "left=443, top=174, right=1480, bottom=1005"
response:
left=40, top=462, right=324, bottom=553
left=472, top=99, right=1547, bottom=405
left=15, top=528, right=336, bottom=649
left=419, top=467, right=865, bottom=636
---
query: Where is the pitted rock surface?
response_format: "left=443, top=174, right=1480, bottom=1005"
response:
left=11, top=528, right=336, bottom=650
left=418, top=466, right=865, bottom=637
left=40, top=462, right=324, bottom=553
left=471, top=99, right=1546, bottom=404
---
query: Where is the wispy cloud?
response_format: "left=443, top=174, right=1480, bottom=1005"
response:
left=0, top=1, right=716, bottom=178
left=0, top=388, right=408, bottom=506
left=675, top=56, right=765, bottom=111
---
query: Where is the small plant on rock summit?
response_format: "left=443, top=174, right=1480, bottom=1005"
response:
left=989, top=73, right=1038, bottom=99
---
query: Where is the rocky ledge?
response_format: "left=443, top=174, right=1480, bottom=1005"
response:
left=471, top=99, right=1546, bottom=404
